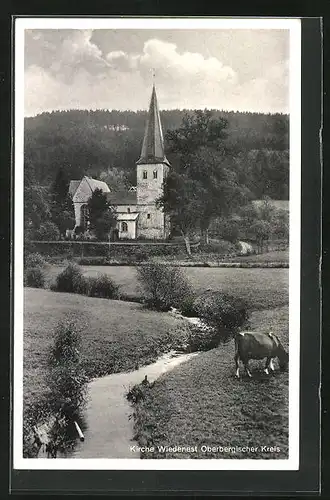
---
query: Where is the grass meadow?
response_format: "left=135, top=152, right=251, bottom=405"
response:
left=129, top=306, right=289, bottom=460
left=23, top=288, right=191, bottom=411
left=23, top=264, right=289, bottom=459
left=46, top=265, right=288, bottom=310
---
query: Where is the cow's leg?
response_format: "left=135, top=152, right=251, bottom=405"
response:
left=242, top=358, right=252, bottom=378
left=269, top=358, right=275, bottom=372
left=264, top=356, right=272, bottom=375
left=234, top=352, right=240, bottom=378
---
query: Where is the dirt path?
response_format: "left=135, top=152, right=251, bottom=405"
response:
left=66, top=351, right=199, bottom=459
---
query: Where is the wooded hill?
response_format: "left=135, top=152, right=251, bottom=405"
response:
left=25, top=109, right=289, bottom=200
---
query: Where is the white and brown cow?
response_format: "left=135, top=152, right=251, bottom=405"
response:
left=234, top=331, right=289, bottom=378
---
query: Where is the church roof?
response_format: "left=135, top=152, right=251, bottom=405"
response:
left=105, top=190, right=137, bottom=205
left=117, top=213, right=139, bottom=221
left=69, top=180, right=80, bottom=197
left=84, top=176, right=110, bottom=193
left=137, top=85, right=170, bottom=166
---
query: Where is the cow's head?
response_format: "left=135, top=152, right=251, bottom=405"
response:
left=278, top=350, right=289, bottom=372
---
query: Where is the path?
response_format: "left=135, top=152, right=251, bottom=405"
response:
left=67, top=351, right=198, bottom=459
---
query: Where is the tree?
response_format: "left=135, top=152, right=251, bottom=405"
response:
left=34, top=221, right=61, bottom=241
left=272, top=208, right=289, bottom=242
left=249, top=220, right=272, bottom=253
left=187, top=147, right=251, bottom=243
left=87, top=188, right=117, bottom=240
left=157, top=172, right=201, bottom=256
left=166, top=109, right=229, bottom=161
left=24, top=184, right=51, bottom=237
left=213, top=216, right=240, bottom=243
left=50, top=168, right=75, bottom=237
left=161, top=111, right=250, bottom=246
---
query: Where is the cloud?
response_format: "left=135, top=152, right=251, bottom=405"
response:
left=105, top=38, right=237, bottom=86
left=25, top=29, right=111, bottom=83
left=24, top=29, right=289, bottom=115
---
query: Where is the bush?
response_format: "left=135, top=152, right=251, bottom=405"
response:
left=86, top=274, right=119, bottom=299
left=192, top=291, right=249, bottom=340
left=196, top=240, right=236, bottom=255
left=47, top=319, right=89, bottom=418
left=137, top=262, right=193, bottom=311
left=54, top=263, right=86, bottom=294
left=186, top=325, right=224, bottom=352
left=25, top=252, right=48, bottom=269
left=180, top=295, right=198, bottom=317
left=78, top=256, right=108, bottom=266
left=24, top=266, right=46, bottom=288
left=34, top=221, right=61, bottom=241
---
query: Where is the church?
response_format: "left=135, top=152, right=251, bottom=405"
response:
left=69, top=85, right=171, bottom=240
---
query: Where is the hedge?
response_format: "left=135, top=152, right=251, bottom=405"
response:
left=26, top=241, right=187, bottom=259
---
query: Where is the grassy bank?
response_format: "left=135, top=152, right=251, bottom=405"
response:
left=228, top=249, right=289, bottom=263
left=128, top=306, right=289, bottom=460
left=46, top=266, right=288, bottom=311
left=23, top=288, right=192, bottom=412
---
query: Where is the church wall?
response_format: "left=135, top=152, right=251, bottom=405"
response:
left=74, top=202, right=83, bottom=227
left=136, top=204, right=167, bottom=239
left=136, top=163, right=169, bottom=205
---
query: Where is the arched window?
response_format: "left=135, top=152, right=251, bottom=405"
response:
left=122, top=222, right=128, bottom=232
left=127, top=207, right=131, bottom=213
left=143, top=171, right=148, bottom=179
left=153, top=170, right=158, bottom=179
left=80, top=205, right=89, bottom=230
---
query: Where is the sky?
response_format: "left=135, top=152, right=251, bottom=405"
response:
left=24, top=28, right=290, bottom=116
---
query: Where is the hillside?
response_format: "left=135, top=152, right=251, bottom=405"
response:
left=24, top=109, right=289, bottom=200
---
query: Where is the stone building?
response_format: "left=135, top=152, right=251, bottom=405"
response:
left=69, top=85, right=171, bottom=240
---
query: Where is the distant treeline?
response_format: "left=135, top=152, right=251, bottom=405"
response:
left=25, top=108, right=289, bottom=199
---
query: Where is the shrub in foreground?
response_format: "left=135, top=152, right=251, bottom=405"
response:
left=24, top=266, right=46, bottom=288
left=192, top=291, right=249, bottom=340
left=47, top=319, right=89, bottom=417
left=25, top=252, right=48, bottom=269
left=54, top=263, right=86, bottom=294
left=137, top=262, right=193, bottom=311
left=86, top=274, right=120, bottom=299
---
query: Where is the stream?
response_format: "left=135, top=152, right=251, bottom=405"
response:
left=57, top=350, right=199, bottom=459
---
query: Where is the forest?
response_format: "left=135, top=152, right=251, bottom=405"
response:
left=24, top=108, right=289, bottom=201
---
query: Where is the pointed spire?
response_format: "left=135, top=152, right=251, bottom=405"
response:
left=137, top=85, right=170, bottom=166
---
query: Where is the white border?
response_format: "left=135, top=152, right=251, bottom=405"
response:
left=14, top=17, right=301, bottom=471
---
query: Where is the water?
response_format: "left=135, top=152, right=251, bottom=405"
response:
left=61, top=351, right=199, bottom=459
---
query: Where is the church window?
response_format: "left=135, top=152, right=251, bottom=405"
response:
left=143, top=171, right=148, bottom=179
left=121, top=222, right=128, bottom=232
left=147, top=213, right=151, bottom=220
left=127, top=207, right=131, bottom=213
left=153, top=170, right=158, bottom=179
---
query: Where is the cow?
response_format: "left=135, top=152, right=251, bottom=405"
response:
left=234, top=330, right=288, bottom=379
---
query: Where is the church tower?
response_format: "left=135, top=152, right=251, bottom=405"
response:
left=136, top=85, right=170, bottom=239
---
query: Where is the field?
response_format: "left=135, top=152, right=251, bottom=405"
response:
left=47, top=265, right=288, bottom=310
left=24, top=265, right=289, bottom=459
left=232, top=249, right=289, bottom=263
left=129, top=306, right=289, bottom=460
left=23, top=289, right=191, bottom=411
